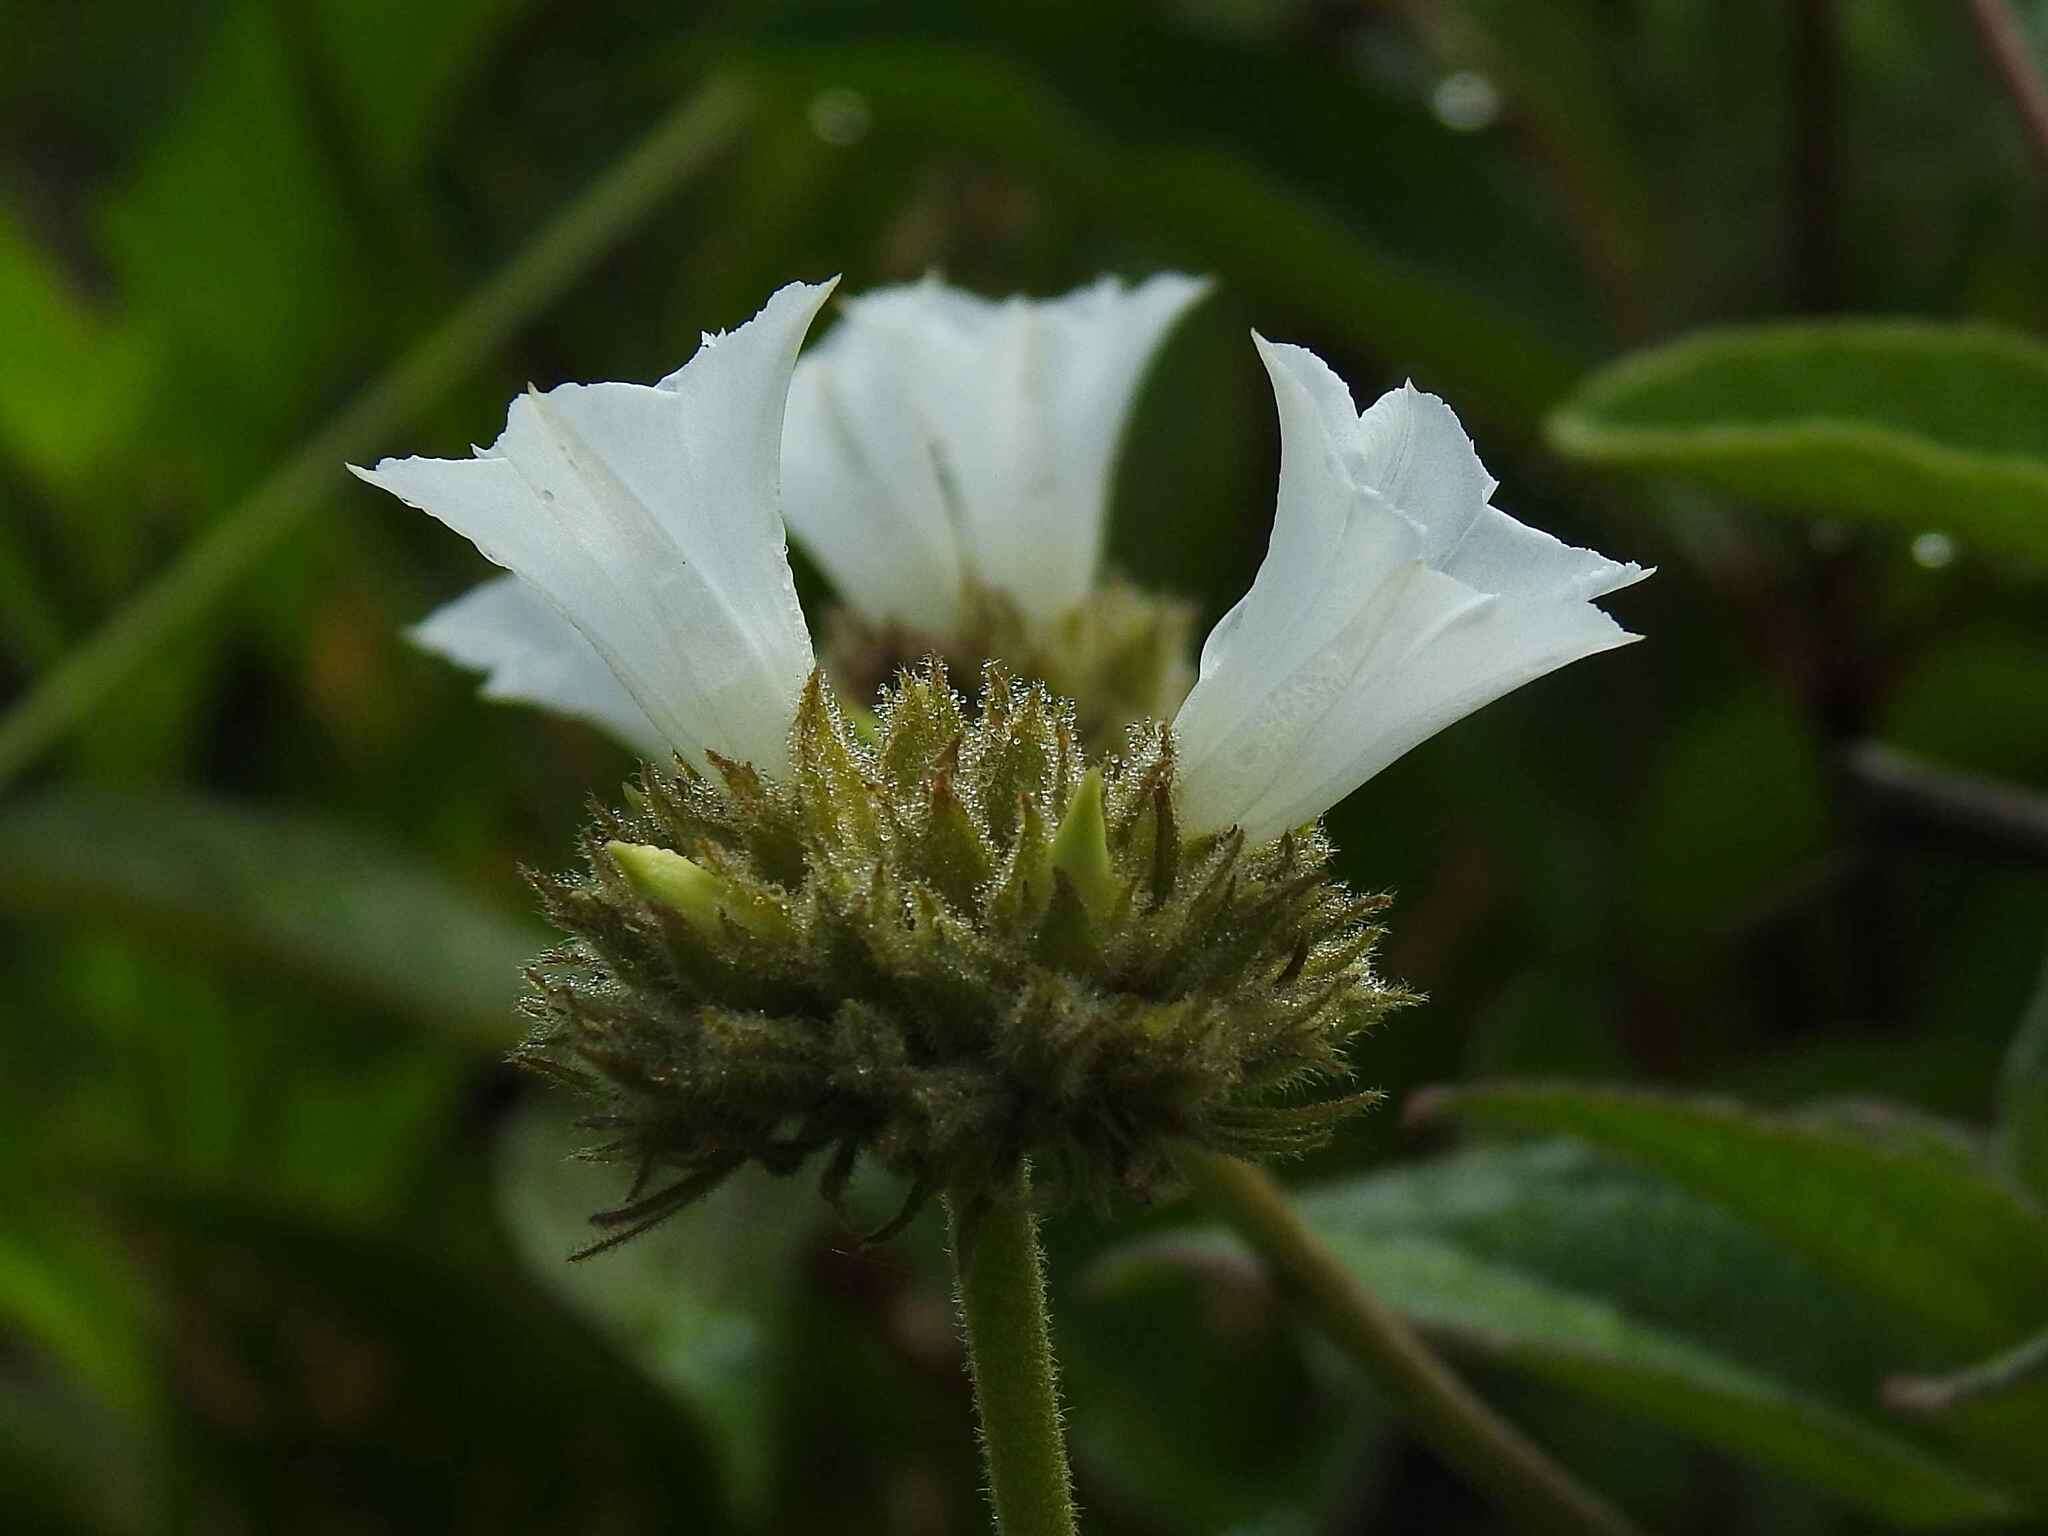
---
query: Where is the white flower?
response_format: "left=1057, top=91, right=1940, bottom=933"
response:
left=356, top=278, right=1643, bottom=843
left=780, top=272, right=1209, bottom=633
left=352, top=279, right=833, bottom=775
left=1170, top=339, right=1647, bottom=844
left=370, top=273, right=1207, bottom=768
left=406, top=575, right=668, bottom=760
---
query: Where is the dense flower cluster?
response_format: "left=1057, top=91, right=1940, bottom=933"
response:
left=522, top=665, right=1405, bottom=1253
left=355, top=273, right=1645, bottom=1244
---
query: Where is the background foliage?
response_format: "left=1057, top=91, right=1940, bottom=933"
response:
left=3, top=2, right=2046, bottom=1532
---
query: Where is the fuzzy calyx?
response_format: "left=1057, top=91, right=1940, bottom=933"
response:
left=519, top=663, right=1410, bottom=1255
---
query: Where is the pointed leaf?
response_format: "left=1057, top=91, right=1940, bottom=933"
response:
left=1103, top=1142, right=2025, bottom=1525
left=1416, top=1083, right=2048, bottom=1348
left=0, top=791, right=540, bottom=1044
left=1548, top=322, right=2048, bottom=568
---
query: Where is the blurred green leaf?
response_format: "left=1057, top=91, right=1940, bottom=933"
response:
left=0, top=75, right=753, bottom=792
left=1548, top=322, right=2048, bottom=566
left=0, top=214, right=156, bottom=500
left=1102, top=1141, right=2025, bottom=1524
left=1064, top=1239, right=1373, bottom=1534
left=0, top=1200, right=153, bottom=1418
left=110, top=1177, right=733, bottom=1533
left=1916, top=1366, right=2048, bottom=1507
left=1900, top=871, right=2048, bottom=1063
left=0, top=521, right=65, bottom=672
left=0, top=791, right=539, bottom=1043
left=0, top=1373, right=149, bottom=1536
left=1881, top=624, right=2048, bottom=784
left=5, top=4, right=2047, bottom=1527
left=1107, top=297, right=1266, bottom=612
left=1422, top=0, right=1657, bottom=327
left=495, top=1107, right=817, bottom=1523
left=1626, top=682, right=1829, bottom=949
left=1128, top=148, right=1579, bottom=429
left=97, top=0, right=371, bottom=459
left=1462, top=965, right=1630, bottom=1080
left=266, top=1046, right=469, bottom=1215
left=1416, top=1083, right=2048, bottom=1349
left=1997, top=950, right=2048, bottom=1204
left=748, top=42, right=1580, bottom=431
left=1720, top=1029, right=2010, bottom=1125
left=309, top=0, right=530, bottom=181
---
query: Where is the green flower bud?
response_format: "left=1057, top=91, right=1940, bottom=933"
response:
left=521, top=662, right=1411, bottom=1255
left=1050, top=767, right=1120, bottom=921
left=605, top=841, right=726, bottom=938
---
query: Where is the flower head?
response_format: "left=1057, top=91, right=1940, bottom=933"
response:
left=353, top=277, right=1642, bottom=1243
left=524, top=664, right=1404, bottom=1251
left=354, top=279, right=832, bottom=775
left=1172, top=343, right=1648, bottom=843
left=781, top=273, right=1208, bottom=633
left=381, top=274, right=1209, bottom=760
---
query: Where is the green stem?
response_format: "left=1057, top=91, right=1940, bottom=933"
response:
left=946, top=1166, right=1079, bottom=1536
left=0, top=74, right=755, bottom=792
left=1177, top=1146, right=1645, bottom=1536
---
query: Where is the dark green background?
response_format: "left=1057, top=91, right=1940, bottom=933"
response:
left=4, top=2, right=2046, bottom=1532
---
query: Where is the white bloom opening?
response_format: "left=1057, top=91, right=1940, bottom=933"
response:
left=780, top=273, right=1210, bottom=632
left=376, top=273, right=1204, bottom=762
left=1171, top=340, right=1648, bottom=844
left=357, top=275, right=1644, bottom=836
left=352, top=278, right=835, bottom=775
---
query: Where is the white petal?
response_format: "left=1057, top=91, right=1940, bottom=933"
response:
left=353, top=278, right=835, bottom=773
left=780, top=309, right=969, bottom=633
left=784, top=273, right=1209, bottom=628
left=1174, top=338, right=1645, bottom=843
left=410, top=575, right=665, bottom=756
left=1353, top=379, right=1644, bottom=602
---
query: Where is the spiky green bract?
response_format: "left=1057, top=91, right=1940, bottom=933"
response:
left=821, top=577, right=1194, bottom=751
left=518, top=663, right=1409, bottom=1255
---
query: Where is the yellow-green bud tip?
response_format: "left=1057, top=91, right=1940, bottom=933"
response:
left=1051, top=767, right=1120, bottom=920
left=606, top=840, right=727, bottom=937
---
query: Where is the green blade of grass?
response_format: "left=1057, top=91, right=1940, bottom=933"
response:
left=0, top=73, right=753, bottom=792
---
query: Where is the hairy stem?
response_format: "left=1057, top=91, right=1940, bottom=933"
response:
left=946, top=1167, right=1079, bottom=1536
left=1177, top=1146, right=1645, bottom=1536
